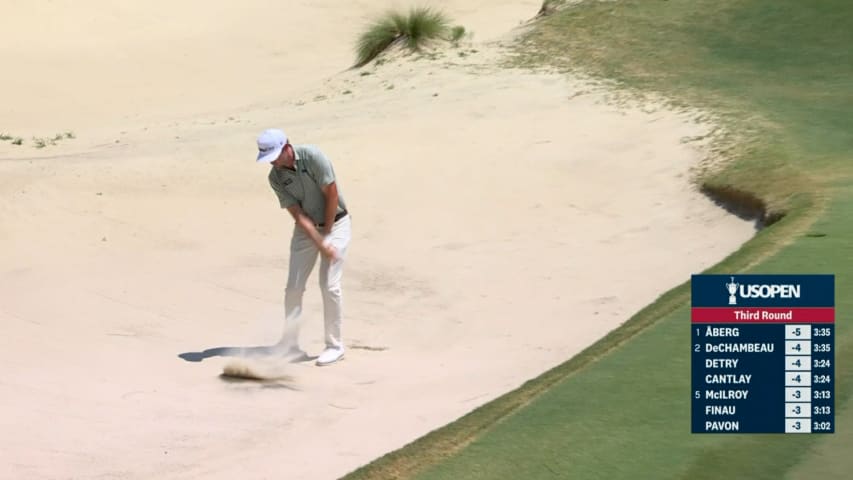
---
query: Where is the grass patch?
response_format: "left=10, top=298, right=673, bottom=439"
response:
left=24, top=131, right=75, bottom=148
left=0, top=132, right=31, bottom=146
left=537, top=0, right=567, bottom=17
left=354, top=7, right=455, bottom=67
left=449, top=25, right=465, bottom=44
left=343, top=0, right=853, bottom=479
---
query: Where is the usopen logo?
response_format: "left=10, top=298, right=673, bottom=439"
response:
left=724, top=276, right=801, bottom=305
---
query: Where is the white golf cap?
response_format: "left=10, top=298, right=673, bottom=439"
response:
left=256, top=128, right=288, bottom=163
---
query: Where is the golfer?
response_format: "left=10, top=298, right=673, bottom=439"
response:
left=256, top=128, right=351, bottom=366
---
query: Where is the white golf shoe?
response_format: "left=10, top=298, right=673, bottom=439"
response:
left=316, top=347, right=345, bottom=366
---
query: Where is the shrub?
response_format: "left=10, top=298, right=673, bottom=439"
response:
left=354, top=7, right=452, bottom=67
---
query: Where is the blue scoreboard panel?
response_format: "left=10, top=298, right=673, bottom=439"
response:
left=691, top=275, right=835, bottom=434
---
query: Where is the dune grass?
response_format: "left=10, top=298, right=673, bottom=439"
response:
left=2, top=131, right=73, bottom=147
left=449, top=25, right=466, bottom=45
left=342, top=0, right=853, bottom=478
left=537, top=0, right=567, bottom=17
left=354, top=7, right=454, bottom=67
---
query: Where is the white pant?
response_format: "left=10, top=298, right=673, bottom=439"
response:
left=282, top=215, right=351, bottom=349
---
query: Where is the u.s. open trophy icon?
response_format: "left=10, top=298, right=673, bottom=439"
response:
left=725, top=276, right=738, bottom=305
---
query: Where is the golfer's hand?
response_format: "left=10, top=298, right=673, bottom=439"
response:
left=321, top=237, right=339, bottom=260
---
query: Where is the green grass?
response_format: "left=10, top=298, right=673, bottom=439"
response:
left=512, top=0, right=853, bottom=214
left=449, top=25, right=465, bottom=44
left=342, top=0, right=853, bottom=479
left=537, top=0, right=566, bottom=17
left=788, top=395, right=853, bottom=479
left=354, top=7, right=453, bottom=67
left=28, top=132, right=75, bottom=148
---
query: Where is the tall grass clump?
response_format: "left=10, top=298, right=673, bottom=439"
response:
left=354, top=6, right=451, bottom=67
left=450, top=25, right=466, bottom=43
left=538, top=0, right=566, bottom=17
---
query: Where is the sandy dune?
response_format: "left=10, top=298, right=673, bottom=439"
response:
left=1, top=1, right=753, bottom=478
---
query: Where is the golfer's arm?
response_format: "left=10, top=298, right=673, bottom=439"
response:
left=286, top=205, right=325, bottom=247
left=321, top=182, right=338, bottom=236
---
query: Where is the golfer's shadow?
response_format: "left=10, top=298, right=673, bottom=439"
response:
left=177, top=344, right=316, bottom=363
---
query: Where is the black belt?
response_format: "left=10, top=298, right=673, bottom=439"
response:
left=316, top=210, right=348, bottom=227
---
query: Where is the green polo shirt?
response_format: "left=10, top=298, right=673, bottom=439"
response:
left=268, top=144, right=347, bottom=225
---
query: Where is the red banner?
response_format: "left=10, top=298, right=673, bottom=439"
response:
left=691, top=307, right=835, bottom=323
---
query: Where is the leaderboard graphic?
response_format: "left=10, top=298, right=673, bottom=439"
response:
left=691, top=274, right=835, bottom=434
